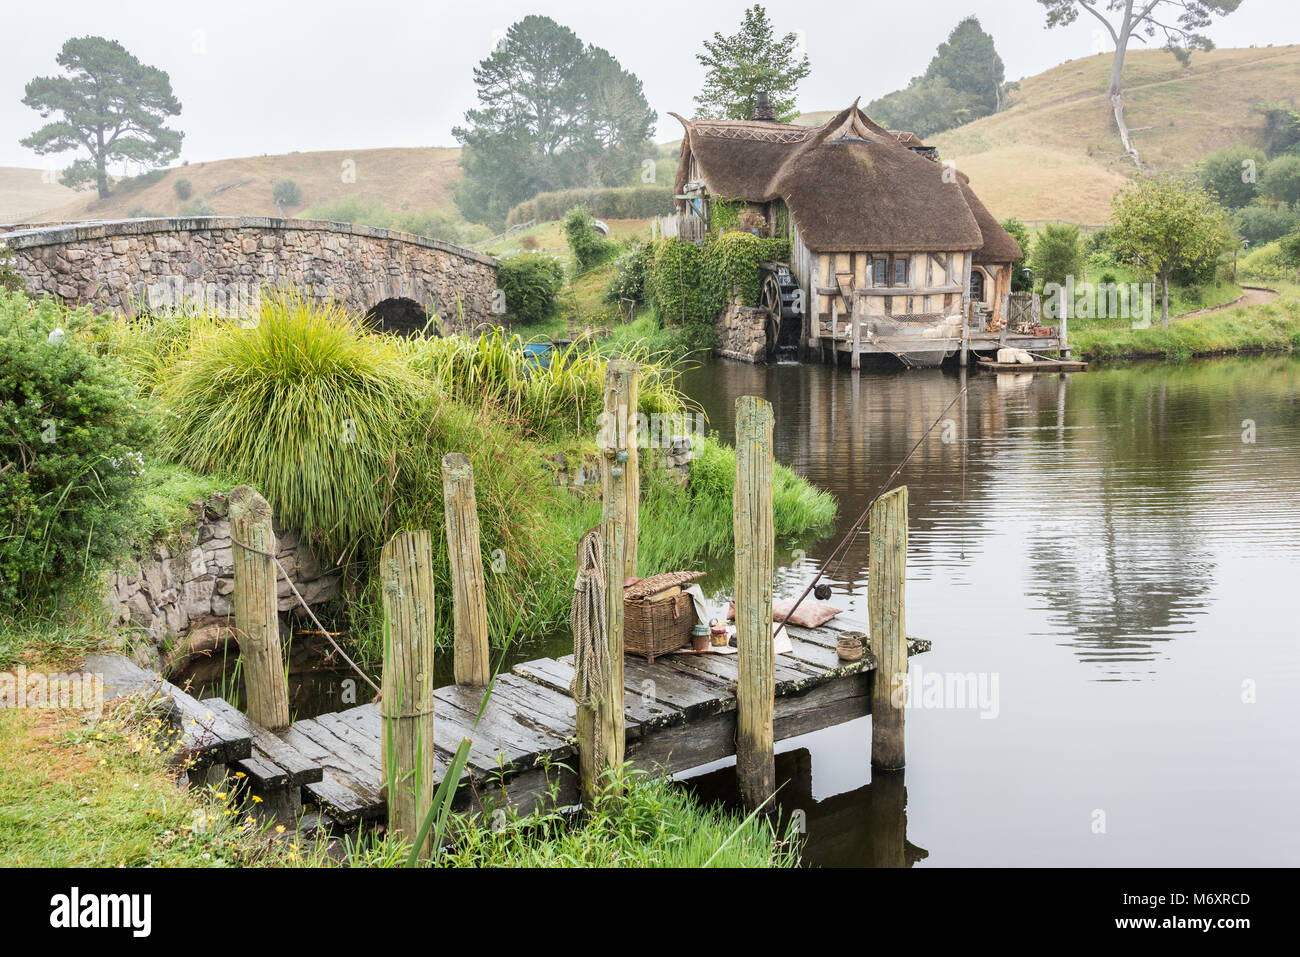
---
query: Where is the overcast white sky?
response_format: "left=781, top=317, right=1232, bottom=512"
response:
left=2, top=0, right=1297, bottom=169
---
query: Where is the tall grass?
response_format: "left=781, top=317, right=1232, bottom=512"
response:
left=295, top=769, right=801, bottom=868
left=405, top=327, right=691, bottom=439
left=159, top=292, right=426, bottom=558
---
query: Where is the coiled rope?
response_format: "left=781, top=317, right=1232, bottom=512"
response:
left=569, top=528, right=609, bottom=768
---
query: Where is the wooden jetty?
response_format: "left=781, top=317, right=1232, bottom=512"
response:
left=150, top=363, right=928, bottom=839
left=977, top=357, right=1088, bottom=373
left=160, top=624, right=930, bottom=825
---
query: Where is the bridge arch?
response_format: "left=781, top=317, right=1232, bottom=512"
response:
left=0, top=216, right=497, bottom=334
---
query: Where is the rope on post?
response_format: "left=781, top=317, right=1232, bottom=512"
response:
left=570, top=528, right=609, bottom=770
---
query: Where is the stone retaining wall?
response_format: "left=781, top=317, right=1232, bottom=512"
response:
left=104, top=492, right=340, bottom=660
left=716, top=298, right=770, bottom=364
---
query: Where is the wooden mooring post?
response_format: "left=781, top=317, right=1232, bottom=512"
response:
left=734, top=395, right=776, bottom=809
left=380, top=530, right=437, bottom=858
left=869, top=485, right=908, bottom=770
left=229, top=485, right=289, bottom=731
left=442, top=453, right=491, bottom=686
left=574, top=360, right=637, bottom=805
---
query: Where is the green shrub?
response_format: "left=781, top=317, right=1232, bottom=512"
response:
left=173, top=178, right=193, bottom=201
left=605, top=242, right=651, bottom=305
left=126, top=206, right=164, bottom=219
left=1235, top=203, right=1300, bottom=246
left=564, top=208, right=616, bottom=272
left=1197, top=146, right=1268, bottom=209
left=159, top=292, right=426, bottom=559
left=1261, top=155, right=1300, bottom=207
left=272, top=179, right=302, bottom=208
left=0, top=242, right=21, bottom=293
left=178, top=198, right=216, bottom=217
left=0, top=292, right=155, bottom=611
left=507, top=186, right=674, bottom=227
left=647, top=238, right=706, bottom=327
left=497, top=252, right=565, bottom=325
left=1032, top=223, right=1086, bottom=289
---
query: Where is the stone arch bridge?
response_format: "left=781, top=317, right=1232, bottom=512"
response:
left=0, top=216, right=499, bottom=334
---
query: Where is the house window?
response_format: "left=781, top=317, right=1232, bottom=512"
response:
left=970, top=269, right=986, bottom=303
left=894, top=257, right=909, bottom=287
left=872, top=257, right=888, bottom=286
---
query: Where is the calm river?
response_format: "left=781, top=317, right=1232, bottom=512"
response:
left=674, top=355, right=1300, bottom=866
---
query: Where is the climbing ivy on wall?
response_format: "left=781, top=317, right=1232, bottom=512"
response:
left=708, top=198, right=746, bottom=237
left=644, top=232, right=792, bottom=339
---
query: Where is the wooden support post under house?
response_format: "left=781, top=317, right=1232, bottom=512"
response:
left=380, top=530, right=437, bottom=858
left=734, top=395, right=776, bottom=809
left=851, top=297, right=862, bottom=370
left=869, top=485, right=908, bottom=770
left=228, top=485, right=290, bottom=731
left=442, top=452, right=492, bottom=687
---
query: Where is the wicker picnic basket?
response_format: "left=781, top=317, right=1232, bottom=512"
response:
left=624, top=571, right=706, bottom=662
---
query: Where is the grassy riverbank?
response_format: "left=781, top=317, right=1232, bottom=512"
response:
left=0, top=686, right=796, bottom=868
left=1070, top=284, right=1300, bottom=362
left=1, top=289, right=834, bottom=669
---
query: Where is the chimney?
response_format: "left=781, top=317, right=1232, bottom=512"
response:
left=751, top=91, right=776, bottom=123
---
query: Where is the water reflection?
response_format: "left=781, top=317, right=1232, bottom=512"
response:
left=681, top=356, right=1300, bottom=675
left=682, top=747, right=928, bottom=868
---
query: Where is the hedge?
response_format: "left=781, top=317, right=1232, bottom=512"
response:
left=507, top=186, right=675, bottom=227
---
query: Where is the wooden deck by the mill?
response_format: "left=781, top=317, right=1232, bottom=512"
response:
left=164, top=620, right=929, bottom=826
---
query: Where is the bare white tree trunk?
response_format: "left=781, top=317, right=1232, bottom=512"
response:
left=1107, top=2, right=1143, bottom=168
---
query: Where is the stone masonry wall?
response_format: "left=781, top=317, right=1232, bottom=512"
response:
left=716, top=298, right=771, bottom=364
left=104, top=492, right=340, bottom=663
left=1, top=217, right=498, bottom=333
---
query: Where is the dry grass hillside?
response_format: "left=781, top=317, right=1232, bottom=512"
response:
left=0, top=167, right=85, bottom=222
left=931, top=45, right=1300, bottom=223
left=4, top=45, right=1296, bottom=229
left=21, top=146, right=462, bottom=224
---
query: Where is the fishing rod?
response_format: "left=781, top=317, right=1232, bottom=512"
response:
left=777, top=383, right=969, bottom=632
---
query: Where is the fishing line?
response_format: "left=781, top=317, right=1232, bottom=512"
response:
left=778, top=383, right=969, bottom=630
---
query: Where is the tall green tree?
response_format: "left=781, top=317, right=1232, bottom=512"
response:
left=1110, top=174, right=1233, bottom=327
left=866, top=17, right=1009, bottom=137
left=1037, top=1, right=1242, bottom=168
left=452, top=16, right=655, bottom=226
left=924, top=17, right=1007, bottom=115
left=20, top=36, right=183, bottom=199
left=694, top=4, right=811, bottom=121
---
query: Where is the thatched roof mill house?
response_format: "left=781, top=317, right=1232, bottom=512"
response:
left=667, top=98, right=1055, bottom=367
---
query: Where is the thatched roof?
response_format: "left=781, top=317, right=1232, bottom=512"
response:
left=957, top=172, right=1024, bottom=264
left=673, top=103, right=1020, bottom=262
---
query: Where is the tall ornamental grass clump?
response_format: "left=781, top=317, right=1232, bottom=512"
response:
left=0, top=292, right=155, bottom=611
left=159, top=292, right=426, bottom=558
left=406, top=327, right=690, bottom=439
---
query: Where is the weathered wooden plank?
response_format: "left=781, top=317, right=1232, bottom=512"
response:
left=434, top=684, right=572, bottom=755
left=666, top=648, right=826, bottom=695
left=305, top=771, right=383, bottom=825
left=161, top=686, right=251, bottom=767
left=202, top=697, right=321, bottom=786
left=514, top=657, right=685, bottom=732
left=622, top=655, right=730, bottom=720
left=281, top=720, right=381, bottom=783
left=429, top=697, right=552, bottom=780
left=233, top=753, right=288, bottom=790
